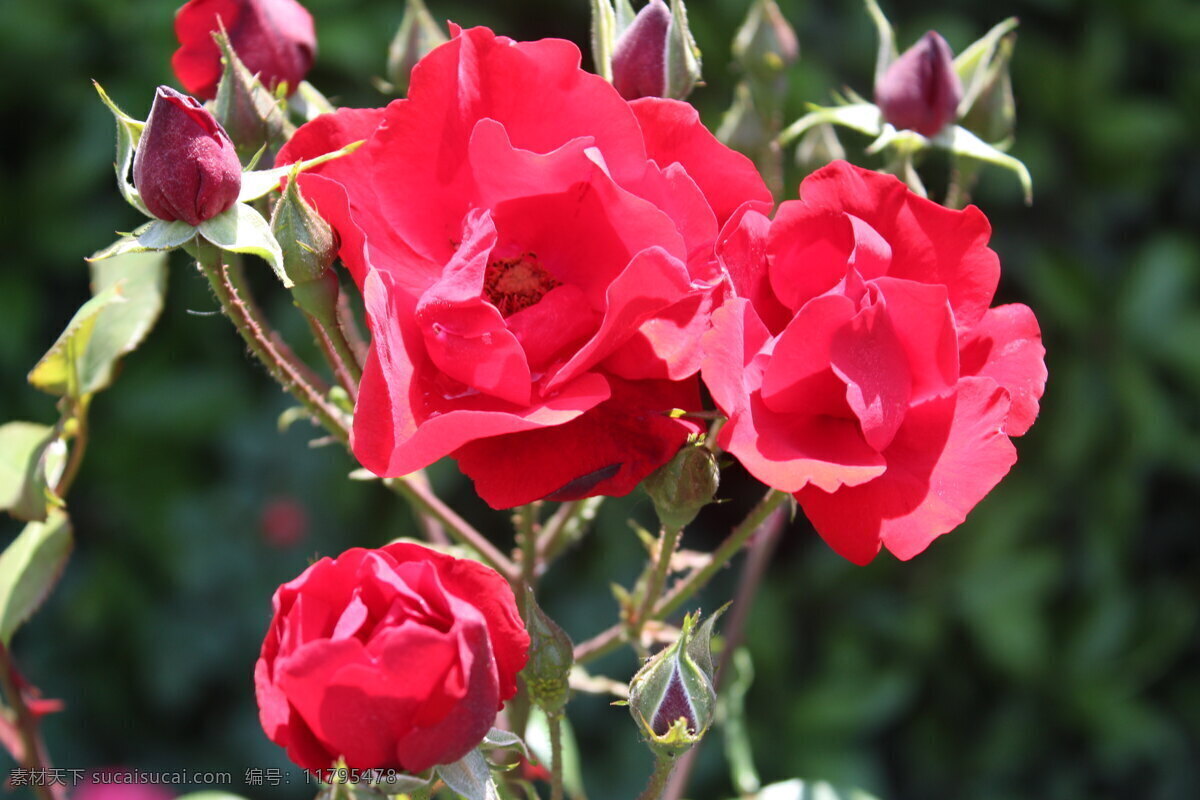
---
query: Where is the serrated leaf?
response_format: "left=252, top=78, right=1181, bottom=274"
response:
left=863, top=0, right=898, bottom=87
left=780, top=103, right=882, bottom=145
left=0, top=511, right=72, bottom=644
left=81, top=251, right=168, bottom=395
left=932, top=124, right=1033, bottom=203
left=93, top=81, right=150, bottom=217
left=954, top=17, right=1019, bottom=116
left=89, top=219, right=196, bottom=262
left=237, top=139, right=365, bottom=203
left=0, top=423, right=56, bottom=522
left=28, top=287, right=125, bottom=397
left=749, top=779, right=882, bottom=800
left=435, top=749, right=500, bottom=800
left=480, top=728, right=530, bottom=759
left=198, top=204, right=287, bottom=284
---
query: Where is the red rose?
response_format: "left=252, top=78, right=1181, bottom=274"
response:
left=254, top=542, right=530, bottom=772
left=172, top=0, right=316, bottom=101
left=704, top=161, right=1045, bottom=564
left=277, top=26, right=771, bottom=507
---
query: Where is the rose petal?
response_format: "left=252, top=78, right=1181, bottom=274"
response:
left=958, top=303, right=1046, bottom=436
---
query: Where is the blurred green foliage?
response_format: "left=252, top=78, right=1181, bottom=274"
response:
left=0, top=1, right=1198, bottom=799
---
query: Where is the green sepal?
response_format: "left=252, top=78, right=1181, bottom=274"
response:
left=92, top=81, right=150, bottom=217
left=589, top=0, right=618, bottom=81
left=863, top=0, right=898, bottom=88
left=779, top=102, right=881, bottom=145
left=89, top=220, right=197, bottom=261
left=666, top=0, right=703, bottom=100
left=932, top=125, right=1033, bottom=204
left=954, top=17, right=1020, bottom=117
left=236, top=139, right=365, bottom=203
left=197, top=204, right=287, bottom=284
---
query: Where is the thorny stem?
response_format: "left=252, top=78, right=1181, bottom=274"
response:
left=632, top=525, right=684, bottom=646
left=548, top=711, right=565, bottom=800
left=636, top=753, right=677, bottom=800
left=572, top=488, right=789, bottom=665
left=195, top=249, right=349, bottom=445
left=515, top=503, right=540, bottom=590
left=388, top=477, right=519, bottom=582
left=304, top=312, right=361, bottom=402
left=537, top=497, right=603, bottom=565
left=0, top=647, right=64, bottom=800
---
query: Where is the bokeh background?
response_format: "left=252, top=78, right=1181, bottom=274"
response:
left=1, top=0, right=1198, bottom=798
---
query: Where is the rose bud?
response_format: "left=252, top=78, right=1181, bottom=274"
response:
left=255, top=542, right=530, bottom=773
left=386, top=0, right=447, bottom=96
left=611, top=0, right=701, bottom=100
left=172, top=0, right=317, bottom=101
left=132, top=86, right=242, bottom=227
left=874, top=31, right=962, bottom=138
left=642, top=443, right=719, bottom=532
left=627, top=606, right=724, bottom=756
left=732, top=0, right=799, bottom=83
left=520, top=586, right=573, bottom=716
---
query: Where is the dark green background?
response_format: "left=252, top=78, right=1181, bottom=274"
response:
left=0, top=0, right=1197, bottom=798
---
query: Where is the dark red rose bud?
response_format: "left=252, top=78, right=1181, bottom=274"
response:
left=611, top=0, right=672, bottom=99
left=874, top=31, right=962, bottom=137
left=173, top=0, right=317, bottom=101
left=133, top=86, right=242, bottom=226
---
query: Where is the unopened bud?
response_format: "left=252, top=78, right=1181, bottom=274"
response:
left=643, top=444, right=718, bottom=532
left=172, top=0, right=317, bottom=101
left=611, top=0, right=702, bottom=101
left=520, top=586, right=574, bottom=716
left=732, top=0, right=799, bottom=83
left=874, top=31, right=962, bottom=138
left=627, top=606, right=725, bottom=756
left=133, top=86, right=242, bottom=226
left=271, top=172, right=337, bottom=290
left=386, top=0, right=448, bottom=96
left=213, top=29, right=295, bottom=160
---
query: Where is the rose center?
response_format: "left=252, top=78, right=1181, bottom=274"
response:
left=484, top=253, right=560, bottom=317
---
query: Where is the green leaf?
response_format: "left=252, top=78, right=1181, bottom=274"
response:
left=954, top=17, right=1019, bottom=116
left=480, top=727, right=530, bottom=759
left=28, top=287, right=125, bottom=397
left=933, top=124, right=1033, bottom=203
left=81, top=251, right=169, bottom=396
left=780, top=103, right=882, bottom=145
left=863, top=0, right=898, bottom=87
left=198, top=204, right=287, bottom=285
left=0, top=511, right=72, bottom=645
left=434, top=749, right=500, bottom=800
left=236, top=139, right=365, bottom=203
left=0, top=423, right=58, bottom=522
left=89, top=220, right=197, bottom=261
left=93, top=81, right=150, bottom=217
left=749, top=779, right=883, bottom=800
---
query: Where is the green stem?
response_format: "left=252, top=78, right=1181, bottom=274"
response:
left=573, top=488, right=789, bottom=665
left=388, top=477, right=518, bottom=582
left=305, top=313, right=360, bottom=401
left=537, top=497, right=603, bottom=564
left=0, top=647, right=64, bottom=800
left=633, top=525, right=683, bottom=643
left=53, top=398, right=90, bottom=498
left=548, top=712, right=565, bottom=800
left=636, top=754, right=676, bottom=800
left=196, top=250, right=349, bottom=444
left=515, top=503, right=540, bottom=589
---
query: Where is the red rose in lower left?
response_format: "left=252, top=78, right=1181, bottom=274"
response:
left=254, top=542, right=530, bottom=773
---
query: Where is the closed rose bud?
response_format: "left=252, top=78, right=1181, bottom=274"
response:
left=133, top=86, right=242, bottom=226
left=874, top=31, right=962, bottom=138
left=627, top=606, right=724, bottom=757
left=173, top=0, right=317, bottom=101
left=386, top=0, right=448, bottom=96
left=611, top=0, right=701, bottom=101
left=642, top=444, right=719, bottom=532
left=520, top=586, right=574, bottom=716
left=732, top=0, right=799, bottom=83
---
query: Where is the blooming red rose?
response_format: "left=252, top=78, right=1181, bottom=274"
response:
left=172, top=0, right=316, bottom=101
left=277, top=26, right=771, bottom=507
left=133, top=86, right=242, bottom=226
left=255, top=542, right=529, bottom=772
left=703, top=161, right=1045, bottom=564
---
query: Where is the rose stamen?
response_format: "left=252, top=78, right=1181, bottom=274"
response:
left=484, top=253, right=560, bottom=317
